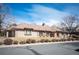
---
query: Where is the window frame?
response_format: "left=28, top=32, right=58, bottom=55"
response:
left=25, top=30, right=32, bottom=35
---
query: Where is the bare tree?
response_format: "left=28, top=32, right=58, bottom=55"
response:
left=0, top=3, right=16, bottom=36
left=59, top=15, right=79, bottom=39
left=0, top=4, right=6, bottom=36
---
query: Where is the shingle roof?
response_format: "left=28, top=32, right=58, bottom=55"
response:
left=8, top=23, right=53, bottom=32
left=51, top=25, right=62, bottom=32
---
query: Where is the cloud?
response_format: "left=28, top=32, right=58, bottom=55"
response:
left=16, top=4, right=70, bottom=26
left=63, top=6, right=79, bottom=15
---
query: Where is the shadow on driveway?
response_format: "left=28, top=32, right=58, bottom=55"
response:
left=26, top=46, right=42, bottom=55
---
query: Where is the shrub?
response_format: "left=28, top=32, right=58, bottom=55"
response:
left=62, top=39, right=66, bottom=41
left=51, top=39, right=56, bottom=42
left=45, top=39, right=50, bottom=42
left=4, top=39, right=13, bottom=45
left=44, top=39, right=50, bottom=42
left=39, top=39, right=50, bottom=43
left=61, top=39, right=65, bottom=41
left=19, top=41, right=26, bottom=44
left=40, top=39, right=45, bottom=43
left=58, top=40, right=62, bottom=42
left=74, top=38, right=78, bottom=40
left=26, top=39, right=31, bottom=44
left=55, top=40, right=59, bottom=42
left=13, top=41, right=18, bottom=44
left=26, top=39, right=36, bottom=44
left=31, top=39, right=36, bottom=43
left=0, top=42, right=3, bottom=45
left=71, top=39, right=75, bottom=41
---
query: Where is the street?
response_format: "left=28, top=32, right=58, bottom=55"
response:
left=0, top=42, right=79, bottom=55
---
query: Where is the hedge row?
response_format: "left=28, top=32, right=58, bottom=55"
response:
left=0, top=38, right=79, bottom=45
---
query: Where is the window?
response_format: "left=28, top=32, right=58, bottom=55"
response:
left=51, top=33, right=54, bottom=37
left=46, top=32, right=49, bottom=37
left=39, top=32, right=43, bottom=37
left=50, top=33, right=54, bottom=37
left=25, top=30, right=31, bottom=35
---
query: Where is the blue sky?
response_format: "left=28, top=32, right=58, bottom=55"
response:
left=4, top=3, right=79, bottom=26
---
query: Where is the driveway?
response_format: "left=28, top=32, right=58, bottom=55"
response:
left=0, top=42, right=79, bottom=55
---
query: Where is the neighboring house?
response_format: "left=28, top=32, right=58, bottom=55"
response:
left=6, top=23, right=69, bottom=39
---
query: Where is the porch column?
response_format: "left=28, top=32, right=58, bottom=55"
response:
left=6, top=31, right=8, bottom=37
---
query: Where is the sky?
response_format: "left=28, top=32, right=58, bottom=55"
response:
left=3, top=3, right=79, bottom=26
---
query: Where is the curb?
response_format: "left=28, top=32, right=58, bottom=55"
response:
left=0, top=41, right=79, bottom=48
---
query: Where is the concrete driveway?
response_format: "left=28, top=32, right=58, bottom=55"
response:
left=0, top=42, right=79, bottom=55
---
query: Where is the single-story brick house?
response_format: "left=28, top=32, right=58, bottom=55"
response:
left=6, top=23, right=69, bottom=40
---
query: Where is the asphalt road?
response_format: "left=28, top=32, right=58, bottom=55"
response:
left=0, top=42, right=79, bottom=55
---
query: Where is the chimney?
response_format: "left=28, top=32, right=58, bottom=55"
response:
left=42, top=23, right=45, bottom=26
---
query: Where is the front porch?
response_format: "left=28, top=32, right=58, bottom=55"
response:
left=6, top=30, right=15, bottom=37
